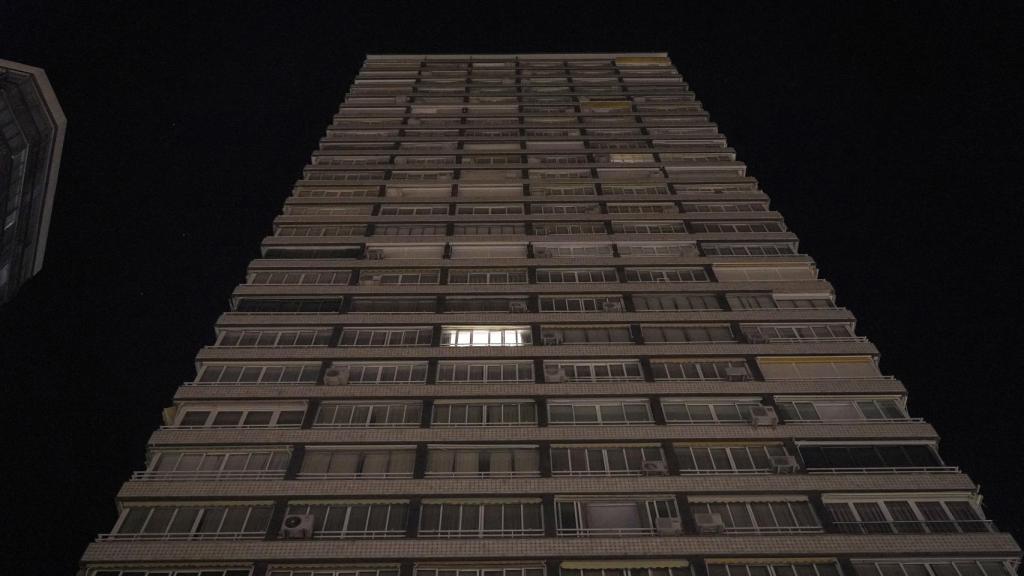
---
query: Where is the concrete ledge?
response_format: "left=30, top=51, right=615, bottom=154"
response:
left=147, top=422, right=938, bottom=447
left=116, top=473, right=978, bottom=501
left=81, top=533, right=1021, bottom=563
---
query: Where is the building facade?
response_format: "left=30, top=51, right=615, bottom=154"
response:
left=79, top=53, right=1020, bottom=576
left=0, top=59, right=66, bottom=305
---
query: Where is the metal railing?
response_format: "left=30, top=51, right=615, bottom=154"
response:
left=678, top=468, right=776, bottom=475
left=418, top=528, right=544, bottom=538
left=551, top=469, right=645, bottom=477
left=756, top=336, right=868, bottom=343
left=556, top=526, right=658, bottom=537
left=432, top=421, right=537, bottom=427
left=808, top=465, right=960, bottom=474
left=131, top=470, right=287, bottom=481
left=97, top=531, right=265, bottom=542
left=311, top=422, right=421, bottom=429
left=297, top=471, right=415, bottom=480
left=424, top=470, right=541, bottom=478
left=831, top=519, right=995, bottom=534
left=186, top=380, right=314, bottom=386
left=161, top=423, right=303, bottom=430
left=721, top=525, right=824, bottom=535
left=785, top=417, right=924, bottom=424
left=311, top=529, right=406, bottom=539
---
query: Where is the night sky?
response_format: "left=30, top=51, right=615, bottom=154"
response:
left=3, top=3, right=1023, bottom=573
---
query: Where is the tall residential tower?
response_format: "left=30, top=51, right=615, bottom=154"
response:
left=79, top=53, right=1020, bottom=576
left=0, top=59, right=66, bottom=304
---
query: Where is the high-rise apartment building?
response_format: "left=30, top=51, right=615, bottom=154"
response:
left=0, top=59, right=66, bottom=304
left=78, top=53, right=1020, bottom=576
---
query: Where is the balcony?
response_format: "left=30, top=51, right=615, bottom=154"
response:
left=832, top=519, right=996, bottom=534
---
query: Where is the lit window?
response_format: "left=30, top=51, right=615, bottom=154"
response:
left=440, top=326, right=532, bottom=347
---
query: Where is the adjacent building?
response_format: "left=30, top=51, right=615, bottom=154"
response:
left=0, top=59, right=66, bottom=304
left=78, top=53, right=1020, bottom=576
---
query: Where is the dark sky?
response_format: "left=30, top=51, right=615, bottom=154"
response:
left=2, top=2, right=1023, bottom=573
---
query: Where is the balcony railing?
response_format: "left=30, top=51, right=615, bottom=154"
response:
left=297, top=471, right=415, bottom=480
left=678, top=468, right=776, bottom=475
left=186, top=380, right=314, bottom=386
left=786, top=417, right=924, bottom=424
left=311, top=529, right=406, bottom=540
left=432, top=421, right=537, bottom=427
left=418, top=527, right=544, bottom=538
left=551, top=469, right=645, bottom=477
left=161, top=424, right=303, bottom=431
left=753, top=336, right=868, bottom=343
left=424, top=470, right=541, bottom=478
left=97, top=531, right=265, bottom=542
left=311, top=421, right=421, bottom=429
left=831, top=519, right=995, bottom=534
left=719, top=525, right=823, bottom=535
left=131, top=470, right=287, bottom=481
left=556, top=526, right=659, bottom=537
left=807, top=465, right=960, bottom=474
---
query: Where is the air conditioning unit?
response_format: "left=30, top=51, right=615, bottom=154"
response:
left=323, top=366, right=350, bottom=386
left=750, top=406, right=779, bottom=427
left=745, top=331, right=768, bottom=344
left=694, top=512, right=725, bottom=534
left=725, top=366, right=750, bottom=382
left=602, top=301, right=623, bottom=312
left=509, top=297, right=532, bottom=311
left=367, top=249, right=385, bottom=260
left=544, top=366, right=567, bottom=383
left=534, top=247, right=552, bottom=258
left=770, top=455, right=799, bottom=474
left=361, top=274, right=381, bottom=285
left=542, top=333, right=563, bottom=346
left=641, top=460, right=669, bottom=475
left=279, top=514, right=315, bottom=539
left=655, top=516, right=683, bottom=535
left=388, top=189, right=404, bottom=198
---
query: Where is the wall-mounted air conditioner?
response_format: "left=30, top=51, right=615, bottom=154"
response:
left=725, top=366, right=750, bottom=382
left=655, top=516, right=683, bottom=535
left=544, top=366, right=567, bottom=383
left=641, top=460, right=669, bottom=475
left=750, top=406, right=779, bottom=427
left=770, top=454, right=799, bottom=473
left=323, top=366, right=350, bottom=386
left=694, top=512, right=725, bottom=534
left=279, top=514, right=315, bottom=539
